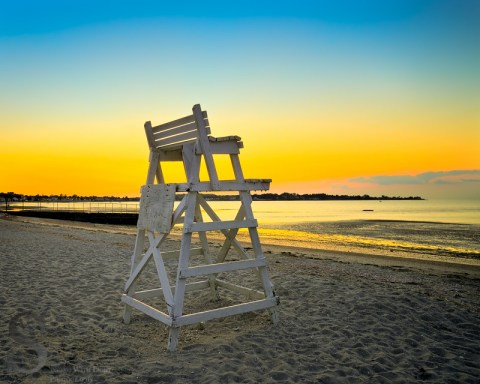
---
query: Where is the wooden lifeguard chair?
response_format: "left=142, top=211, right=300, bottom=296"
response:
left=122, top=104, right=279, bottom=351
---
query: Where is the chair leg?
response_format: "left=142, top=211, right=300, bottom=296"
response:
left=123, top=228, right=146, bottom=324
left=195, top=201, right=220, bottom=301
left=168, top=327, right=180, bottom=352
left=239, top=191, right=279, bottom=323
left=168, top=192, right=197, bottom=351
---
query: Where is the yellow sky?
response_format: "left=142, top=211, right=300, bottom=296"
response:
left=1, top=3, right=479, bottom=199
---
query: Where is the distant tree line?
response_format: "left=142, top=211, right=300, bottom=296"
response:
left=1, top=191, right=423, bottom=204
left=0, top=192, right=137, bottom=202
left=251, top=193, right=423, bottom=201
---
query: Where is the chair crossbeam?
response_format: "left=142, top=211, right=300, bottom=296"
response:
left=179, top=258, right=266, bottom=279
left=174, top=298, right=278, bottom=327
left=184, top=219, right=257, bottom=233
left=176, top=180, right=271, bottom=192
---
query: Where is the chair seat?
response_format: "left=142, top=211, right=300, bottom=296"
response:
left=161, top=135, right=241, bottom=153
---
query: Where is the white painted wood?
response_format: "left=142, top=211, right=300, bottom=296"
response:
left=181, top=142, right=196, bottom=182
left=196, top=140, right=241, bottom=155
left=159, top=126, right=211, bottom=151
left=124, top=251, right=153, bottom=292
left=197, top=195, right=250, bottom=260
left=137, top=184, right=175, bottom=233
left=215, top=279, right=265, bottom=300
left=144, top=121, right=156, bottom=148
left=195, top=201, right=219, bottom=300
left=149, top=233, right=174, bottom=312
left=209, top=135, right=241, bottom=142
left=176, top=280, right=211, bottom=294
left=216, top=206, right=246, bottom=263
left=184, top=219, right=257, bottom=233
left=193, top=104, right=219, bottom=189
left=155, top=130, right=198, bottom=148
left=239, top=190, right=280, bottom=324
left=174, top=298, right=277, bottom=327
left=146, top=150, right=163, bottom=184
left=122, top=295, right=173, bottom=326
left=160, top=247, right=203, bottom=261
left=230, top=154, right=244, bottom=181
left=134, top=280, right=210, bottom=300
left=180, top=258, right=266, bottom=279
left=158, top=149, right=184, bottom=162
left=172, top=194, right=187, bottom=225
left=176, top=180, right=271, bottom=192
left=133, top=287, right=164, bottom=300
left=168, top=328, right=180, bottom=352
left=153, top=121, right=197, bottom=141
left=150, top=111, right=207, bottom=134
left=169, top=191, right=197, bottom=349
left=124, top=231, right=168, bottom=291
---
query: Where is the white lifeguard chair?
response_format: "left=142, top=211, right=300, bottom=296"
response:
left=122, top=104, right=279, bottom=351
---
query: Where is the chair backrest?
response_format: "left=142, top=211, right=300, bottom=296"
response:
left=145, top=109, right=210, bottom=151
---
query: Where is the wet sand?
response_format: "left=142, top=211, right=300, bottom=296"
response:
left=1, top=215, right=479, bottom=383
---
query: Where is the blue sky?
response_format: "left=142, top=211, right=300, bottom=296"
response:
left=1, top=1, right=479, bottom=199
left=0, top=1, right=448, bottom=34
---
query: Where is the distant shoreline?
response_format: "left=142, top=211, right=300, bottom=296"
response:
left=6, top=211, right=139, bottom=225
left=1, top=191, right=424, bottom=203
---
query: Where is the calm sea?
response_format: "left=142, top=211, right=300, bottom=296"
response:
left=207, top=199, right=480, bottom=260
left=215, top=199, right=480, bottom=225
left=14, top=199, right=480, bottom=260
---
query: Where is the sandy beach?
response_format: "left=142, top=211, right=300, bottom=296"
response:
left=1, top=215, right=479, bottom=383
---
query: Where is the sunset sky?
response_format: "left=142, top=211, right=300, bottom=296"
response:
left=1, top=1, right=479, bottom=199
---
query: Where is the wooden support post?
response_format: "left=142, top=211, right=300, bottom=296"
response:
left=168, top=191, right=197, bottom=351
left=239, top=190, right=279, bottom=324
left=193, top=104, right=219, bottom=189
left=195, top=200, right=220, bottom=300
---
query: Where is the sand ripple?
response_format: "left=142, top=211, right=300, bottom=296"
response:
left=1, top=217, right=479, bottom=383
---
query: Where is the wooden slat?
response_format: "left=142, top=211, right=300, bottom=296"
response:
left=125, top=231, right=169, bottom=292
left=179, top=258, right=266, bottom=278
left=208, top=135, right=241, bottom=142
left=121, top=295, right=173, bottom=326
left=176, top=180, right=271, bottom=192
left=193, top=104, right=219, bottom=189
left=144, top=121, right=156, bottom=148
left=215, top=279, right=265, bottom=300
left=134, top=280, right=210, bottom=299
left=196, top=140, right=241, bottom=155
left=155, top=130, right=198, bottom=148
left=133, top=288, right=164, bottom=300
left=178, top=280, right=210, bottom=294
left=197, top=195, right=251, bottom=261
left=160, top=247, right=203, bottom=260
left=185, top=219, right=257, bottom=233
left=124, top=251, right=153, bottom=292
left=150, top=110, right=208, bottom=134
left=151, top=114, right=194, bottom=134
left=173, top=298, right=278, bottom=327
left=153, top=121, right=197, bottom=141
left=150, top=234, right=174, bottom=311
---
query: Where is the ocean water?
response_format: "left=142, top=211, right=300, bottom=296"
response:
left=205, top=200, right=480, bottom=260
left=12, top=199, right=480, bottom=260
left=210, top=199, right=480, bottom=225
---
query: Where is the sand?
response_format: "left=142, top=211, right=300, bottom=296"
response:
left=1, top=215, right=479, bottom=383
